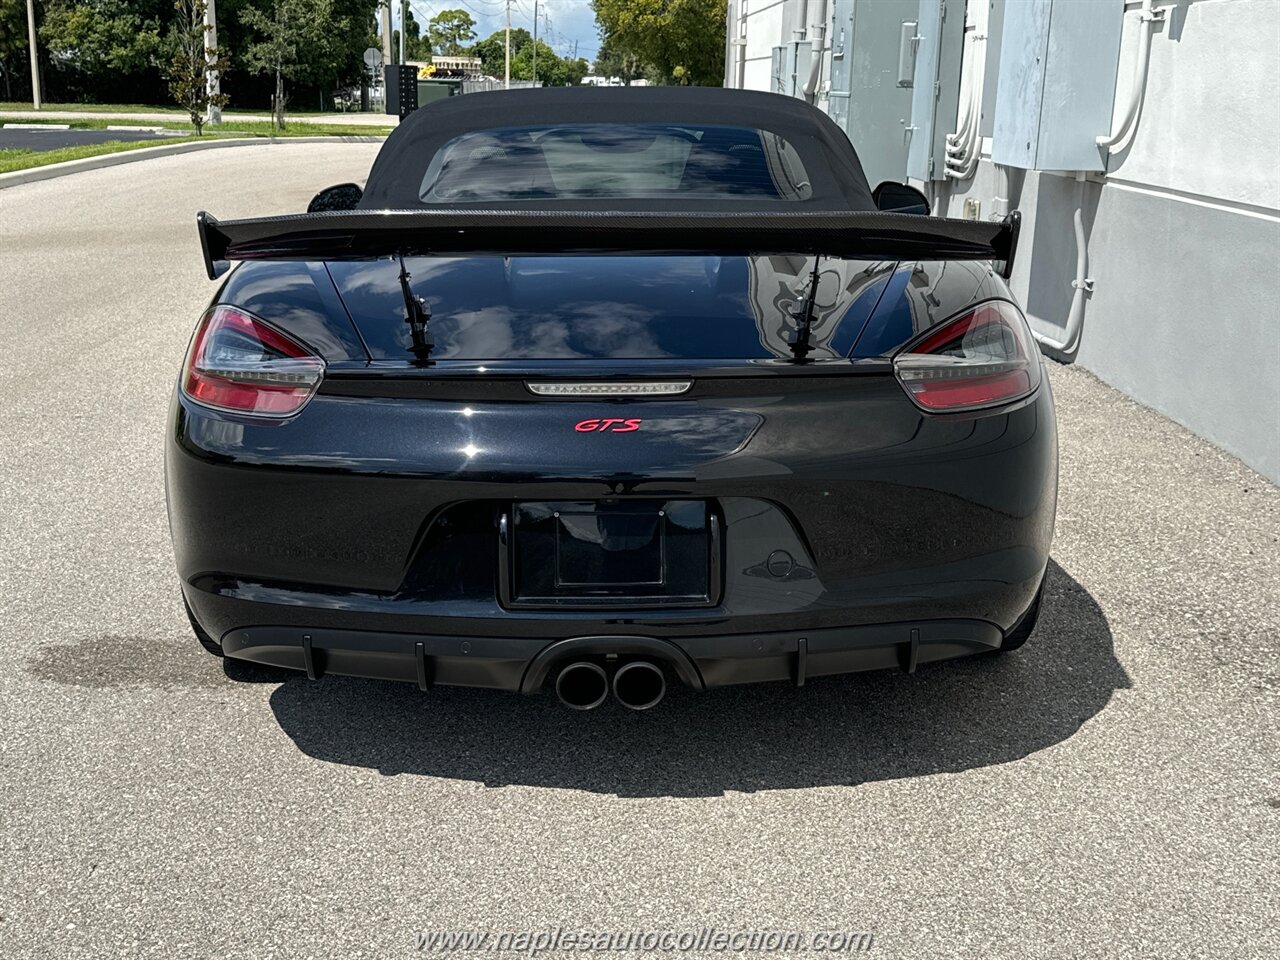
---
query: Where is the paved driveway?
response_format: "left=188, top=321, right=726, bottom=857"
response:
left=0, top=127, right=182, bottom=152
left=0, top=143, right=1276, bottom=959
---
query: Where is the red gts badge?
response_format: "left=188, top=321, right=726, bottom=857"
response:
left=575, top=418, right=642, bottom=433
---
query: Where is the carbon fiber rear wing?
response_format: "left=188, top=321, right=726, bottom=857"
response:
left=196, top=208, right=1021, bottom=281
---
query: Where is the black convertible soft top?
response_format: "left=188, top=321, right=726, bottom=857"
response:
left=196, top=88, right=1022, bottom=280
left=360, top=86, right=877, bottom=211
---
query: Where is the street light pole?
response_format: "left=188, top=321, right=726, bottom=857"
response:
left=204, top=0, right=221, bottom=125
left=532, top=0, right=538, bottom=86
left=504, top=0, right=511, bottom=89
left=26, top=0, right=41, bottom=110
left=399, top=0, right=407, bottom=65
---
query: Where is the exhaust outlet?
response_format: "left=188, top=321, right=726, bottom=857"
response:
left=612, top=661, right=666, bottom=711
left=555, top=662, right=609, bottom=710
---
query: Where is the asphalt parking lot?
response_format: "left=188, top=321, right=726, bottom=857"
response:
left=0, top=126, right=183, bottom=152
left=0, top=143, right=1276, bottom=959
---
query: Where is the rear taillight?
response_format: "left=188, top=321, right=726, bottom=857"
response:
left=181, top=305, right=324, bottom=418
left=893, top=300, right=1041, bottom=413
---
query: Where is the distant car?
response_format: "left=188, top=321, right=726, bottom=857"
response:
left=170, top=87, right=1054, bottom=711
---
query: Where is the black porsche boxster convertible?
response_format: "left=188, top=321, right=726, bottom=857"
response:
left=169, top=87, right=1054, bottom=710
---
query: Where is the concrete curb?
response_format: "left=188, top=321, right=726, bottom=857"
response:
left=0, top=135, right=385, bottom=190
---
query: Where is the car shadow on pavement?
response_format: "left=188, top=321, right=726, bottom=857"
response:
left=262, top=560, right=1129, bottom=797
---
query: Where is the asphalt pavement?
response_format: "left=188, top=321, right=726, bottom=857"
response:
left=0, top=127, right=184, bottom=152
left=0, top=143, right=1276, bottom=960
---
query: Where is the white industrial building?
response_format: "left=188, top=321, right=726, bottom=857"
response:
left=725, top=0, right=1280, bottom=482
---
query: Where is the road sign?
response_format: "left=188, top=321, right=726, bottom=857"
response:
left=363, top=47, right=382, bottom=71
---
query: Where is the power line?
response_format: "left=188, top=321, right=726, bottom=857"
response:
left=405, top=0, right=597, bottom=64
left=409, top=0, right=506, bottom=23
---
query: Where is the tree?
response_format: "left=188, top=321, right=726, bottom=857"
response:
left=166, top=0, right=230, bottom=133
left=559, top=57, right=590, bottom=87
left=39, top=0, right=167, bottom=99
left=511, top=40, right=586, bottom=86
left=0, top=0, right=29, bottom=100
left=4, top=0, right=381, bottom=108
left=426, top=8, right=475, bottom=57
left=592, top=0, right=724, bottom=86
left=471, top=26, right=529, bottom=79
left=307, top=0, right=383, bottom=94
left=240, top=0, right=326, bottom=129
left=592, top=34, right=644, bottom=85
left=469, top=28, right=583, bottom=86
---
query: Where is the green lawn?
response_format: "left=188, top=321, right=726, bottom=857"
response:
left=0, top=137, right=220, bottom=174
left=0, top=115, right=391, bottom=173
left=2, top=116, right=392, bottom=139
left=0, top=101, right=339, bottom=116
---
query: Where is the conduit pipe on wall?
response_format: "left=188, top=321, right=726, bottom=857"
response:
left=945, top=68, right=982, bottom=178
left=1096, top=0, right=1164, bottom=151
left=803, top=0, right=828, bottom=101
left=1030, top=205, right=1094, bottom=355
left=992, top=164, right=1011, bottom=218
left=724, top=0, right=738, bottom=88
left=736, top=9, right=747, bottom=90
left=945, top=11, right=987, bottom=180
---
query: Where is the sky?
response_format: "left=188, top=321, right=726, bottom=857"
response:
left=403, top=0, right=603, bottom=63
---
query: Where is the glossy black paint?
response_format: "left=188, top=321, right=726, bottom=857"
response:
left=322, top=256, right=1013, bottom=364
left=215, top=260, right=366, bottom=362
left=168, top=246, right=1057, bottom=693
left=872, top=181, right=931, bottom=216
left=170, top=373, right=1054, bottom=625
left=170, top=91, right=1057, bottom=696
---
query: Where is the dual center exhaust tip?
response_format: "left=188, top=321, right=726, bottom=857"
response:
left=555, top=660, right=666, bottom=711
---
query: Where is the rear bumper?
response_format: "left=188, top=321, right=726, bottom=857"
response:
left=171, top=365, right=1057, bottom=695
left=214, top=614, right=1007, bottom=692
left=184, top=552, right=1044, bottom=692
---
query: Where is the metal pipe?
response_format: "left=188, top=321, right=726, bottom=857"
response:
left=612, top=661, right=666, bottom=711
left=555, top=662, right=609, bottom=710
left=945, top=71, right=982, bottom=179
left=1097, top=0, right=1163, bottom=151
left=1030, top=206, right=1093, bottom=355
left=723, top=0, right=737, bottom=88
left=945, top=10, right=987, bottom=181
left=992, top=164, right=1011, bottom=218
left=802, top=0, right=828, bottom=100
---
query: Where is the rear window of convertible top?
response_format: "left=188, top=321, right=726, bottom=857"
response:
left=417, top=123, right=814, bottom=203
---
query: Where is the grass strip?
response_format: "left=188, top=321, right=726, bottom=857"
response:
left=0, top=136, right=228, bottom=174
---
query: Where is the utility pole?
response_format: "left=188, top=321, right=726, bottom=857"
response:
left=504, top=0, right=510, bottom=89
left=399, top=0, right=407, bottom=65
left=532, top=0, right=538, bottom=85
left=26, top=0, right=41, bottom=110
left=204, top=0, right=221, bottom=125
left=381, top=1, right=393, bottom=68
